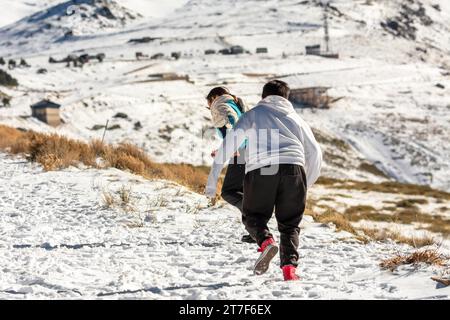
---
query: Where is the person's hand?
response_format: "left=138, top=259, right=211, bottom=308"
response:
left=205, top=186, right=216, bottom=199
left=205, top=188, right=217, bottom=207
left=233, top=150, right=240, bottom=157
left=211, top=149, right=218, bottom=158
left=207, top=196, right=217, bottom=207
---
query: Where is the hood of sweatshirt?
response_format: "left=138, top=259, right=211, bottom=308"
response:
left=256, top=95, right=295, bottom=116
left=211, top=94, right=235, bottom=109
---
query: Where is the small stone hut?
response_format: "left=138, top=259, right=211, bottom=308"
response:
left=289, top=87, right=330, bottom=109
left=30, top=100, right=61, bottom=126
left=305, top=45, right=321, bottom=55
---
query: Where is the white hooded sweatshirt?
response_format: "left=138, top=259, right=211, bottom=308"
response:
left=205, top=95, right=322, bottom=197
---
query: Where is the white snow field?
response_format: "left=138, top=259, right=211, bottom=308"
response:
left=0, top=152, right=448, bottom=299
left=1, top=0, right=450, bottom=300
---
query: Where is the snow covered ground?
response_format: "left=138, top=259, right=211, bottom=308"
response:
left=0, top=0, right=450, bottom=300
left=0, top=152, right=448, bottom=299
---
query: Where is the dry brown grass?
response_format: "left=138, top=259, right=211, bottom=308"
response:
left=118, top=185, right=132, bottom=206
left=309, top=204, right=439, bottom=247
left=152, top=195, right=169, bottom=208
left=316, top=177, right=450, bottom=201
left=310, top=209, right=357, bottom=235
left=380, top=249, right=448, bottom=271
left=0, top=125, right=24, bottom=149
left=359, top=227, right=436, bottom=248
left=102, top=186, right=134, bottom=211
left=0, top=125, right=210, bottom=193
left=102, top=190, right=116, bottom=208
left=343, top=204, right=450, bottom=237
left=358, top=162, right=389, bottom=178
left=345, top=205, right=377, bottom=216
left=396, top=198, right=428, bottom=208
left=312, top=129, right=350, bottom=152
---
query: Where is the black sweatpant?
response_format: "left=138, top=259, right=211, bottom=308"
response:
left=221, top=151, right=246, bottom=214
left=243, top=164, right=307, bottom=267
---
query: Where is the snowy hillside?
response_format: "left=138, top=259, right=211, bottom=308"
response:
left=0, top=152, right=448, bottom=299
left=0, top=0, right=142, bottom=51
left=0, top=0, right=61, bottom=28
left=0, top=0, right=449, bottom=300
left=0, top=0, right=449, bottom=190
left=0, top=0, right=187, bottom=28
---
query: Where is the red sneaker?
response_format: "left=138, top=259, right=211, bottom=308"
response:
left=282, top=265, right=300, bottom=281
left=254, top=238, right=278, bottom=275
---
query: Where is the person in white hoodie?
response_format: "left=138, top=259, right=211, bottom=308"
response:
left=205, top=80, right=322, bottom=281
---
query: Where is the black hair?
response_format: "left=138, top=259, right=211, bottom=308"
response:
left=262, top=80, right=290, bottom=99
left=206, top=86, right=231, bottom=103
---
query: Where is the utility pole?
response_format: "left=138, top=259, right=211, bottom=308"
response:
left=101, top=119, right=109, bottom=144
left=323, top=3, right=330, bottom=53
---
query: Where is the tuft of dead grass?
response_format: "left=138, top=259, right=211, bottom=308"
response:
left=358, top=162, right=389, bottom=178
left=0, top=125, right=24, bottom=150
left=118, top=185, right=132, bottom=207
left=312, top=129, right=350, bottom=152
left=102, top=190, right=116, bottom=208
left=396, top=198, right=428, bottom=208
left=310, top=209, right=357, bottom=235
left=151, top=195, right=169, bottom=208
left=359, top=227, right=436, bottom=248
left=102, top=186, right=134, bottom=211
left=345, top=205, right=377, bottom=216
left=380, top=249, right=447, bottom=271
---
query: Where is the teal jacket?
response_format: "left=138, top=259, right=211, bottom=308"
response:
left=216, top=99, right=244, bottom=139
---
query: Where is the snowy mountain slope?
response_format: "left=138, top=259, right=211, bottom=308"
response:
left=0, top=0, right=449, bottom=191
left=0, top=0, right=142, bottom=51
left=118, top=0, right=190, bottom=18
left=0, top=55, right=392, bottom=183
left=0, top=0, right=61, bottom=28
left=0, top=0, right=186, bottom=29
left=1, top=0, right=450, bottom=301
left=0, top=152, right=448, bottom=299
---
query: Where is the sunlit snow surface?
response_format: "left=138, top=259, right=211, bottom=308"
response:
left=0, top=0, right=449, bottom=299
left=0, top=153, right=448, bottom=299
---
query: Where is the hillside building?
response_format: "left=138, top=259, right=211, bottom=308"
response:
left=30, top=100, right=61, bottom=126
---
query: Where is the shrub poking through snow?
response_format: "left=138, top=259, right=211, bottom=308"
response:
left=118, top=185, right=132, bottom=208
left=101, top=185, right=143, bottom=227
left=102, top=189, right=116, bottom=208
left=396, top=198, right=428, bottom=208
left=0, top=70, right=18, bottom=87
left=310, top=209, right=357, bottom=235
left=380, top=249, right=448, bottom=271
left=359, top=227, right=436, bottom=248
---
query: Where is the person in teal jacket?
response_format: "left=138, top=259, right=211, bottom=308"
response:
left=206, top=86, right=254, bottom=243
